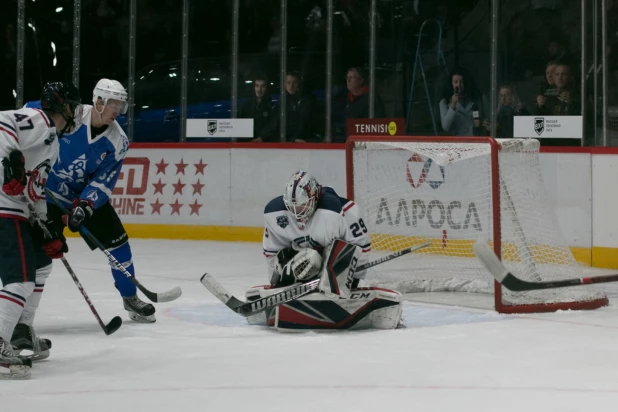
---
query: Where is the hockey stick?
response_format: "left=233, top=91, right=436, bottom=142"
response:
left=20, top=194, right=122, bottom=335
left=357, top=241, right=431, bottom=271
left=201, top=241, right=432, bottom=317
left=45, top=189, right=182, bottom=303
left=200, top=274, right=320, bottom=317
left=473, top=239, right=618, bottom=291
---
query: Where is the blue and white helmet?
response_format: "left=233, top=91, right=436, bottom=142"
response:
left=283, top=171, right=322, bottom=225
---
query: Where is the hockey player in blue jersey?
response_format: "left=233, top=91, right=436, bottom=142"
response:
left=30, top=79, right=156, bottom=323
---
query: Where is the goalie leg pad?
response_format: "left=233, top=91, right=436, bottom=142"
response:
left=274, top=287, right=402, bottom=331
left=318, top=239, right=363, bottom=299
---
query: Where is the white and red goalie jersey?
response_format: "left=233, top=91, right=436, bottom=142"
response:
left=262, top=186, right=371, bottom=281
left=0, top=108, right=58, bottom=220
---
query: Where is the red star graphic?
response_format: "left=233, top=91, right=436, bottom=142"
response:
left=191, top=179, right=205, bottom=195
left=175, top=158, right=188, bottom=175
left=153, top=178, right=166, bottom=195
left=194, top=159, right=207, bottom=175
left=155, top=159, right=169, bottom=175
left=189, top=199, right=203, bottom=216
left=172, top=178, right=186, bottom=195
left=170, top=199, right=183, bottom=215
left=151, top=198, right=164, bottom=215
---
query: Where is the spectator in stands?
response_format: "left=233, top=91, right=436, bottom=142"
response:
left=491, top=84, right=530, bottom=138
left=536, top=62, right=580, bottom=115
left=282, top=71, right=315, bottom=143
left=344, top=67, right=384, bottom=135
left=545, top=37, right=567, bottom=66
left=239, top=75, right=277, bottom=142
left=537, top=60, right=558, bottom=108
left=439, top=68, right=488, bottom=136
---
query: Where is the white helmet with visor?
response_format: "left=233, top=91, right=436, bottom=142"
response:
left=283, top=171, right=322, bottom=226
left=93, top=78, right=128, bottom=114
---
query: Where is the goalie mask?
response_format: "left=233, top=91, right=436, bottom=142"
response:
left=93, top=78, right=128, bottom=115
left=283, top=171, right=322, bottom=226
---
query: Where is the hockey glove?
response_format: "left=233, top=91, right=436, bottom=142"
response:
left=2, top=150, right=27, bottom=196
left=272, top=247, right=323, bottom=287
left=66, top=199, right=94, bottom=232
left=32, top=219, right=69, bottom=259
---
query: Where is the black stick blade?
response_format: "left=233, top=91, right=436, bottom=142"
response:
left=141, top=286, right=182, bottom=303
left=104, top=316, right=123, bottom=335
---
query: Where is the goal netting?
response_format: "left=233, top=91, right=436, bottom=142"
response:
left=347, top=136, right=607, bottom=313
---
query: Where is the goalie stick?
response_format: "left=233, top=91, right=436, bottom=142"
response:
left=201, top=241, right=432, bottom=317
left=45, top=189, right=182, bottom=303
left=473, top=239, right=618, bottom=291
left=20, top=194, right=122, bottom=335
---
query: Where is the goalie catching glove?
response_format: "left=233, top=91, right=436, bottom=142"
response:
left=271, top=247, right=323, bottom=287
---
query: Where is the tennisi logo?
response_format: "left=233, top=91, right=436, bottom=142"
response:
left=347, top=118, right=404, bottom=137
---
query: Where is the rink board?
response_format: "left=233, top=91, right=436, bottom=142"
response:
left=62, top=143, right=618, bottom=269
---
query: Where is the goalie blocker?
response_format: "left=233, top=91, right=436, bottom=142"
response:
left=247, top=239, right=403, bottom=331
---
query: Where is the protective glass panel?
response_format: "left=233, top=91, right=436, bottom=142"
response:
left=24, top=1, right=74, bottom=103
left=0, top=1, right=17, bottom=109
left=132, top=0, right=182, bottom=142
left=185, top=0, right=233, bottom=142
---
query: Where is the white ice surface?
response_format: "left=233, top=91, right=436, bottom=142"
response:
left=2, top=239, right=618, bottom=411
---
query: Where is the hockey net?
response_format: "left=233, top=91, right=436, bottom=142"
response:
left=346, top=136, right=608, bottom=313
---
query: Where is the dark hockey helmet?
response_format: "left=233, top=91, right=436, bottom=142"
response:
left=40, top=82, right=82, bottom=128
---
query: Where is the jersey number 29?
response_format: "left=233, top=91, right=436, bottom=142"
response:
left=350, top=219, right=368, bottom=237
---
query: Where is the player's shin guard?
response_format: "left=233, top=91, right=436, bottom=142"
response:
left=0, top=282, right=34, bottom=342
left=18, top=264, right=51, bottom=326
left=109, top=241, right=137, bottom=297
left=275, top=287, right=403, bottom=331
left=244, top=284, right=403, bottom=330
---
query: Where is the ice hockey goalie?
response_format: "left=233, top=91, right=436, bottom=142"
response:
left=246, top=239, right=403, bottom=331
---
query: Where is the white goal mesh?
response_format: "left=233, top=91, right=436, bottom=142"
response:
left=348, top=137, right=607, bottom=313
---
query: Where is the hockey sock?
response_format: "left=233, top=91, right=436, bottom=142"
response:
left=0, top=283, right=34, bottom=341
left=18, top=264, right=52, bottom=326
left=109, top=242, right=137, bottom=297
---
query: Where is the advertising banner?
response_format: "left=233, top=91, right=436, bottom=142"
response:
left=513, top=116, right=582, bottom=138
left=113, top=146, right=593, bottom=255
left=346, top=118, right=404, bottom=137
left=186, top=119, right=254, bottom=138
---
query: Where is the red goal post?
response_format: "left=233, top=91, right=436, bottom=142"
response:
left=345, top=135, right=608, bottom=313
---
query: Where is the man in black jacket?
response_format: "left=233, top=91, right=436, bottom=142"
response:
left=239, top=75, right=277, bottom=142
left=283, top=71, right=315, bottom=142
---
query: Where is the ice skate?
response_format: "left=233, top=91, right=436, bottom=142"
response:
left=11, top=323, right=51, bottom=361
left=123, top=295, right=156, bottom=323
left=0, top=338, right=31, bottom=380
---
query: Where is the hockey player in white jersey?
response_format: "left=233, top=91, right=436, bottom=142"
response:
left=249, top=171, right=403, bottom=331
left=263, top=171, right=371, bottom=287
left=0, top=82, right=81, bottom=379
left=39, top=79, right=156, bottom=323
